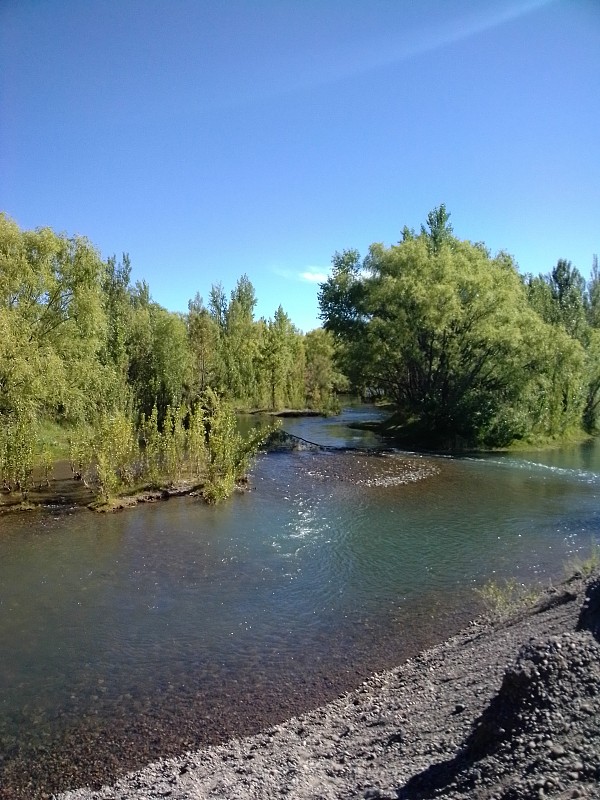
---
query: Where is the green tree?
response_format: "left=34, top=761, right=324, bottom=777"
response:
left=221, top=275, right=260, bottom=406
left=319, top=208, right=585, bottom=446
left=587, top=255, right=600, bottom=328
left=526, top=259, right=587, bottom=340
left=0, top=213, right=111, bottom=424
left=584, top=327, right=600, bottom=430
left=304, top=328, right=344, bottom=410
left=101, top=253, right=132, bottom=368
left=187, top=292, right=219, bottom=399
left=420, top=203, right=453, bottom=253
left=259, top=306, right=297, bottom=409
left=127, top=302, right=190, bottom=422
left=549, top=259, right=587, bottom=339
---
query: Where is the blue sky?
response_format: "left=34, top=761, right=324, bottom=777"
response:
left=1, top=0, right=599, bottom=332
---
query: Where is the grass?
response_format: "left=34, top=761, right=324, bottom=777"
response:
left=506, top=426, right=594, bottom=452
left=35, top=419, right=74, bottom=462
left=476, top=544, right=600, bottom=618
left=565, top=542, right=600, bottom=578
left=475, top=577, right=542, bottom=616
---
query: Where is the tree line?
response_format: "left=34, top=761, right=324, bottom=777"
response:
left=0, top=213, right=343, bottom=500
left=318, top=205, right=600, bottom=448
left=3, top=206, right=597, bottom=496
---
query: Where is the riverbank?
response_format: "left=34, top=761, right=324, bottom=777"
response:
left=350, top=411, right=595, bottom=455
left=0, top=460, right=209, bottom=515
left=59, top=569, right=600, bottom=800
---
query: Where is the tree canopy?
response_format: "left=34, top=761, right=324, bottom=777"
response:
left=319, top=206, right=597, bottom=447
left=0, top=213, right=341, bottom=498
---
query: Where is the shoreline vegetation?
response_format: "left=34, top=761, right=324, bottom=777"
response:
left=348, top=408, right=595, bottom=454
left=0, top=408, right=332, bottom=515
left=3, top=207, right=600, bottom=797
left=0, top=212, right=345, bottom=515
left=3, top=207, right=600, bottom=509
left=2, top=404, right=595, bottom=515
left=318, top=206, right=600, bottom=450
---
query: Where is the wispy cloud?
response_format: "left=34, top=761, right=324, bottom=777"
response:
left=299, top=267, right=328, bottom=283
left=272, top=265, right=329, bottom=283
left=213, top=0, right=556, bottom=109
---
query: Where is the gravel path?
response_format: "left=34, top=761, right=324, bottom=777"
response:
left=59, top=571, right=600, bottom=800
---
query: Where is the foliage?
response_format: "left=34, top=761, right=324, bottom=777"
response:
left=319, top=206, right=596, bottom=447
left=201, top=388, right=244, bottom=503
left=0, top=213, right=341, bottom=507
left=68, top=426, right=95, bottom=485
left=475, top=577, right=540, bottom=615
left=0, top=409, right=35, bottom=491
left=0, top=213, right=109, bottom=423
left=321, top=230, right=533, bottom=444
left=259, top=306, right=298, bottom=410
left=127, top=302, right=189, bottom=423
left=304, top=328, right=347, bottom=410
left=187, top=293, right=219, bottom=397
left=565, top=542, right=600, bottom=578
left=94, top=411, right=138, bottom=500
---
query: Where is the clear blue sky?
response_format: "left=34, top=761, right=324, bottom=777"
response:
left=1, top=0, right=599, bottom=332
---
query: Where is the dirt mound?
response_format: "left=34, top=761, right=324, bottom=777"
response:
left=577, top=575, right=600, bottom=640
left=399, top=581, right=600, bottom=799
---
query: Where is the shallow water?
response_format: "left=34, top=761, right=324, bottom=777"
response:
left=0, top=408, right=599, bottom=796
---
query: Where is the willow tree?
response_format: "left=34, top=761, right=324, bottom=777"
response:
left=259, top=305, right=302, bottom=410
left=126, top=299, right=190, bottom=422
left=0, top=213, right=112, bottom=423
left=319, top=208, right=586, bottom=446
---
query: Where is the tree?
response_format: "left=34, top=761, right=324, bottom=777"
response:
left=304, top=328, right=344, bottom=409
left=187, top=292, right=219, bottom=398
left=230, top=273, right=257, bottom=319
left=319, top=208, right=585, bottom=446
left=317, top=248, right=365, bottom=338
left=208, top=282, right=227, bottom=330
left=526, top=259, right=587, bottom=340
left=583, top=327, right=600, bottom=430
left=549, top=259, right=587, bottom=339
left=587, top=255, right=600, bottom=328
left=420, top=203, right=453, bottom=253
left=0, top=213, right=110, bottom=423
left=259, top=306, right=299, bottom=410
left=127, top=303, right=190, bottom=422
left=222, top=276, right=260, bottom=406
left=101, top=253, right=132, bottom=368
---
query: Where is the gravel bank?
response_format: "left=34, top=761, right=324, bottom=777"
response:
left=59, top=571, right=600, bottom=800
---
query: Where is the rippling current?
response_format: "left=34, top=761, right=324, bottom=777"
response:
left=1, top=406, right=599, bottom=796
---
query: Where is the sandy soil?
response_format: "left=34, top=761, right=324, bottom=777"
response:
left=58, top=571, right=600, bottom=800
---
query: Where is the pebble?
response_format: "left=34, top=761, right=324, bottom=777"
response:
left=550, top=743, right=566, bottom=758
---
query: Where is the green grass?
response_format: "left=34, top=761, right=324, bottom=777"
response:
left=35, top=419, right=74, bottom=462
left=474, top=577, right=541, bottom=615
left=476, top=545, right=600, bottom=618
left=506, top=427, right=593, bottom=452
left=565, top=542, right=600, bottom=578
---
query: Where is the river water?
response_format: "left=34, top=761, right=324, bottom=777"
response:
left=0, top=406, right=599, bottom=796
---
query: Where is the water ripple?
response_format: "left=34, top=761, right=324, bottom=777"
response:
left=1, top=423, right=599, bottom=797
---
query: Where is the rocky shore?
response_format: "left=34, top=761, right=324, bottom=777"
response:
left=58, top=570, right=600, bottom=800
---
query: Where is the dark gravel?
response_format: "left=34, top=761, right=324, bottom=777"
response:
left=57, top=571, right=600, bottom=800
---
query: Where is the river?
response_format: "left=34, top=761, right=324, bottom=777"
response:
left=0, top=405, right=599, bottom=797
